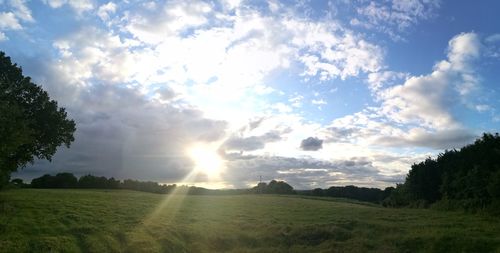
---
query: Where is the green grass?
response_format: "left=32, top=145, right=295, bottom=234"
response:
left=1, top=189, right=499, bottom=252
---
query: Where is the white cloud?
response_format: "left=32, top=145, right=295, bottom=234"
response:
left=97, top=2, right=116, bottom=22
left=311, top=99, right=327, bottom=105
left=220, top=0, right=242, bottom=10
left=9, top=0, right=34, bottom=22
left=41, top=1, right=386, bottom=130
left=125, top=0, right=212, bottom=44
left=42, top=0, right=93, bottom=13
left=485, top=34, right=500, bottom=58
left=352, top=0, right=440, bottom=40
left=319, top=33, right=483, bottom=161
left=378, top=32, right=481, bottom=129
left=447, top=32, right=481, bottom=72
left=486, top=34, right=500, bottom=43
left=367, top=71, right=408, bottom=91
left=271, top=103, right=293, bottom=113
left=380, top=71, right=457, bottom=129
left=51, top=27, right=135, bottom=86
left=289, top=94, right=304, bottom=108
left=474, top=104, right=491, bottom=112
left=285, top=19, right=384, bottom=80
left=0, top=0, right=35, bottom=40
left=0, top=12, right=22, bottom=30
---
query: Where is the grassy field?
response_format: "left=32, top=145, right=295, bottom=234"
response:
left=1, top=189, right=499, bottom=253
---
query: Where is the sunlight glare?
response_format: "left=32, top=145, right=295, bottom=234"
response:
left=188, top=143, right=224, bottom=178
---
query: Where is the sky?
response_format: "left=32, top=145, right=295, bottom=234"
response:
left=2, top=0, right=500, bottom=189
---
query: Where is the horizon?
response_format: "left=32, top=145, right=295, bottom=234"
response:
left=3, top=0, right=500, bottom=189
left=20, top=171, right=396, bottom=191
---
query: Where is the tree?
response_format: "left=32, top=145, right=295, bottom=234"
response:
left=31, top=173, right=78, bottom=188
left=251, top=180, right=295, bottom=194
left=386, top=133, right=500, bottom=211
left=0, top=52, right=76, bottom=187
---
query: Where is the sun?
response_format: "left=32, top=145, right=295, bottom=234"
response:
left=188, top=144, right=224, bottom=178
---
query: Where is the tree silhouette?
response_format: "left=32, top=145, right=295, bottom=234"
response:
left=385, top=133, right=500, bottom=211
left=251, top=180, right=295, bottom=194
left=0, top=52, right=75, bottom=187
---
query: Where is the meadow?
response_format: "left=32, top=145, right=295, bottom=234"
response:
left=1, top=189, right=499, bottom=253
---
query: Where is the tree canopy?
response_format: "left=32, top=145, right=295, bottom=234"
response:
left=251, top=180, right=296, bottom=194
left=0, top=51, right=76, bottom=187
left=384, top=133, right=500, bottom=212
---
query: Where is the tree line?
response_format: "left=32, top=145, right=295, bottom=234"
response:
left=298, top=185, right=394, bottom=203
left=12, top=173, right=297, bottom=195
left=384, top=133, right=500, bottom=212
left=27, top=173, right=177, bottom=194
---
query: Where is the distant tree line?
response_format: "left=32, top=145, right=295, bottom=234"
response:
left=28, top=173, right=177, bottom=194
left=384, top=133, right=500, bottom=212
left=298, top=185, right=394, bottom=203
left=20, top=174, right=296, bottom=195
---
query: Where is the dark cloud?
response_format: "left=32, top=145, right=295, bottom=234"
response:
left=300, top=137, right=323, bottom=151
left=222, top=130, right=284, bottom=151
left=375, top=129, right=477, bottom=149
left=248, top=117, right=266, bottom=130
left=156, top=87, right=177, bottom=101
left=14, top=77, right=227, bottom=182
left=324, top=127, right=357, bottom=143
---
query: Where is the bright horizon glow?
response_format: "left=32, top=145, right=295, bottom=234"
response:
left=188, top=143, right=225, bottom=179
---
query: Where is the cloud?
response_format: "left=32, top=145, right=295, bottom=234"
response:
left=289, top=94, right=304, bottom=108
left=270, top=103, right=293, bottom=113
left=42, top=0, right=93, bottom=13
left=155, top=87, right=177, bottom=102
left=0, top=1, right=34, bottom=47
left=17, top=83, right=227, bottom=182
left=9, top=0, right=34, bottom=22
left=300, top=137, right=323, bottom=151
left=51, top=27, right=136, bottom=86
left=367, top=71, right=408, bottom=91
left=222, top=120, right=292, bottom=152
left=311, top=99, right=327, bottom=105
left=375, top=128, right=477, bottom=149
left=447, top=32, right=481, bottom=72
left=97, top=2, right=117, bottom=22
left=125, top=0, right=213, bottom=44
left=222, top=154, right=394, bottom=188
left=222, top=131, right=283, bottom=152
left=287, top=20, right=384, bottom=80
left=379, top=32, right=481, bottom=129
left=484, top=34, right=500, bottom=58
left=474, top=104, right=491, bottom=112
left=486, top=34, right=500, bottom=43
left=351, top=0, right=440, bottom=40
left=322, top=33, right=483, bottom=152
left=0, top=12, right=22, bottom=30
left=10, top=1, right=492, bottom=190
